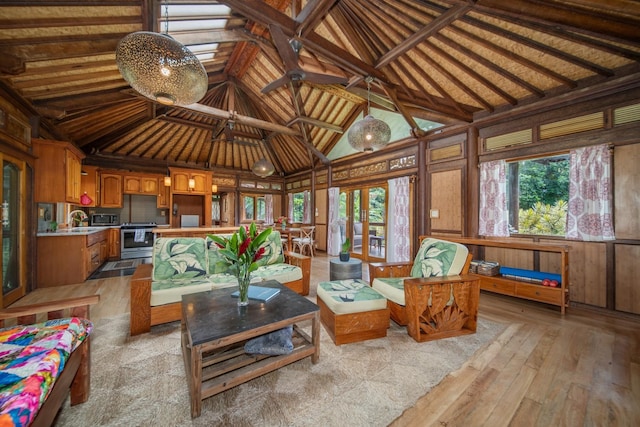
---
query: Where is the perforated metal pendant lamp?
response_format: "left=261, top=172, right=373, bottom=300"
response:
left=252, top=158, right=275, bottom=178
left=347, top=77, right=391, bottom=152
left=116, top=31, right=208, bottom=106
left=347, top=115, right=391, bottom=152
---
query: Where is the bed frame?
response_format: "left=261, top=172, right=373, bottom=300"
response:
left=0, top=295, right=100, bottom=427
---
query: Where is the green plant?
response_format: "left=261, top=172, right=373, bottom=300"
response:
left=518, top=200, right=567, bottom=236
left=341, top=237, right=351, bottom=253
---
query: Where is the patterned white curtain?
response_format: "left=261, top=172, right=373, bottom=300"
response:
left=479, top=160, right=509, bottom=237
left=566, top=144, right=615, bottom=241
left=387, top=176, right=410, bottom=262
left=303, top=190, right=312, bottom=224
left=264, top=194, right=273, bottom=225
left=327, top=187, right=341, bottom=255
left=287, top=192, right=294, bottom=223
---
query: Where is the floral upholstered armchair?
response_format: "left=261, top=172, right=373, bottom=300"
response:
left=369, top=236, right=479, bottom=342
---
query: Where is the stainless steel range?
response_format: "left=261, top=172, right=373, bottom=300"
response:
left=120, top=222, right=156, bottom=259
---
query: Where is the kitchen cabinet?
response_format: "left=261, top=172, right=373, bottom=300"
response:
left=109, top=227, right=121, bottom=260
left=80, top=165, right=99, bottom=207
left=33, top=138, right=85, bottom=204
left=171, top=168, right=208, bottom=194
left=100, top=173, right=123, bottom=207
left=124, top=174, right=159, bottom=195
left=37, top=228, right=109, bottom=287
left=157, top=178, right=170, bottom=208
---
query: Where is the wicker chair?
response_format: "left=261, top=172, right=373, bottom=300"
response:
left=369, top=236, right=479, bottom=342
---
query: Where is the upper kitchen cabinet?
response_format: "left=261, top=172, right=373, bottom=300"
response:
left=170, top=168, right=209, bottom=195
left=100, top=172, right=123, bottom=208
left=80, top=165, right=99, bottom=207
left=157, top=178, right=170, bottom=208
left=33, top=139, right=85, bottom=204
left=124, top=174, right=159, bottom=195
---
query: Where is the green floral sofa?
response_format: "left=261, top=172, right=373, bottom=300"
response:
left=130, top=230, right=310, bottom=335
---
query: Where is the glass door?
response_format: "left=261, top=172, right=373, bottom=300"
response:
left=340, top=185, right=387, bottom=262
left=1, top=155, right=26, bottom=307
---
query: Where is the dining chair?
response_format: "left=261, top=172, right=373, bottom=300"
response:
left=292, top=226, right=316, bottom=257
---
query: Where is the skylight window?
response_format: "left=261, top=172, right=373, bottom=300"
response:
left=159, top=2, right=231, bottom=63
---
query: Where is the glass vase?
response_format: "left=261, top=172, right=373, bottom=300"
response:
left=237, top=274, right=251, bottom=306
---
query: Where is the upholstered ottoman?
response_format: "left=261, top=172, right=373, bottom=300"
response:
left=316, top=279, right=390, bottom=345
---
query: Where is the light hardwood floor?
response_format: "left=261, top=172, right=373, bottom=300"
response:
left=15, top=254, right=640, bottom=426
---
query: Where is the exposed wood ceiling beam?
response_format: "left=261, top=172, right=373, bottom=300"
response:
left=287, top=116, right=343, bottom=133
left=220, top=0, right=390, bottom=84
left=475, top=0, right=640, bottom=46
left=457, top=13, right=614, bottom=77
left=180, top=103, right=300, bottom=136
left=381, top=85, right=425, bottom=137
left=171, top=29, right=253, bottom=45
left=375, top=3, right=473, bottom=68
left=288, top=81, right=329, bottom=165
left=295, top=0, right=338, bottom=36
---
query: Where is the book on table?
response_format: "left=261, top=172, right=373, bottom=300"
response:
left=231, top=285, right=280, bottom=302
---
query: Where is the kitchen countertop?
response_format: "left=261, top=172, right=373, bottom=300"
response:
left=37, top=226, right=119, bottom=237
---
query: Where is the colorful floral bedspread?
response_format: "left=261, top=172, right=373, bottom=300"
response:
left=0, top=317, right=92, bottom=427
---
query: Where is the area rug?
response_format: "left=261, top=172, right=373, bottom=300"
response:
left=55, top=314, right=505, bottom=426
left=101, top=259, right=144, bottom=271
left=88, top=258, right=150, bottom=280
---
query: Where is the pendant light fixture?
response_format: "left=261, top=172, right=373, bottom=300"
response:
left=164, top=160, right=171, bottom=186
left=347, top=77, right=391, bottom=152
left=115, top=1, right=208, bottom=106
left=252, top=158, right=275, bottom=178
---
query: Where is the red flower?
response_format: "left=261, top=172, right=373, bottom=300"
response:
left=253, top=246, right=266, bottom=262
left=238, top=237, right=251, bottom=256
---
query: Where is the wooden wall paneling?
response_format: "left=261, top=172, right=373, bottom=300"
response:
left=562, top=240, right=607, bottom=307
left=614, top=143, right=640, bottom=239
left=429, top=168, right=463, bottom=233
left=615, top=244, right=640, bottom=315
left=172, top=194, right=205, bottom=227
left=484, top=247, right=534, bottom=270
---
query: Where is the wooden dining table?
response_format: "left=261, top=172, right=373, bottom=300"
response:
left=278, top=227, right=301, bottom=251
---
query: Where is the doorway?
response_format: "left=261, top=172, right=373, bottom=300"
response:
left=1, top=154, right=27, bottom=307
left=339, top=185, right=387, bottom=262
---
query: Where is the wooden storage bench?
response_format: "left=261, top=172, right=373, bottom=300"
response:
left=441, top=237, right=570, bottom=314
left=316, top=279, right=389, bottom=345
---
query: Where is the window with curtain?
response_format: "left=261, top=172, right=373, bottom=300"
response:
left=507, top=154, right=569, bottom=236
left=566, top=144, right=615, bottom=241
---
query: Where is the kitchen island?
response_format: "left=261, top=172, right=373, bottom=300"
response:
left=37, top=226, right=118, bottom=287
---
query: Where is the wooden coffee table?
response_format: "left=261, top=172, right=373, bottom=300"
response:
left=181, top=280, right=320, bottom=418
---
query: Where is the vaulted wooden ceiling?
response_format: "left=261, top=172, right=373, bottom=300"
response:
left=1, top=0, right=639, bottom=176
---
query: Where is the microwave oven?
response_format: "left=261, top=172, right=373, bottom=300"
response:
left=91, top=214, right=119, bottom=226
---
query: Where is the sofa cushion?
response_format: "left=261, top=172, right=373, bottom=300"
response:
left=205, top=235, right=232, bottom=274
left=150, top=278, right=212, bottom=306
left=371, top=277, right=406, bottom=305
left=260, top=231, right=285, bottom=265
left=152, top=238, right=208, bottom=281
left=410, top=238, right=469, bottom=278
left=318, top=279, right=387, bottom=314
left=251, top=264, right=302, bottom=284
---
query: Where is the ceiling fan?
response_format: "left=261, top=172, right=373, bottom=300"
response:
left=261, top=25, right=348, bottom=94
